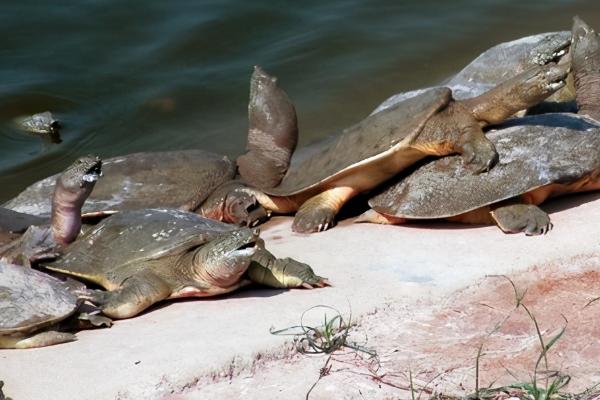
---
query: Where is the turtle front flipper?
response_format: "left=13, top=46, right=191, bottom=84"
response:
left=461, top=62, right=569, bottom=126
left=292, top=187, right=357, bottom=233
left=490, top=204, right=553, bottom=236
left=92, top=270, right=172, bottom=319
left=453, top=123, right=498, bottom=173
left=247, top=243, right=329, bottom=289
left=0, top=331, right=76, bottom=349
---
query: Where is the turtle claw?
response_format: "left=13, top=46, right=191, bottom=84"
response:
left=292, top=207, right=337, bottom=233
left=462, top=139, right=498, bottom=174
left=273, top=257, right=329, bottom=288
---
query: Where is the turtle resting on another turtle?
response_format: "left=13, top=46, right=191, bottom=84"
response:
left=376, top=31, right=572, bottom=113
left=356, top=17, right=600, bottom=235
left=0, top=261, right=110, bottom=349
left=199, top=61, right=569, bottom=233
left=43, top=208, right=328, bottom=319
left=4, top=67, right=297, bottom=227
left=0, top=155, right=102, bottom=265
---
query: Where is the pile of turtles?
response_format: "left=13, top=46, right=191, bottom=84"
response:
left=1, top=17, right=599, bottom=349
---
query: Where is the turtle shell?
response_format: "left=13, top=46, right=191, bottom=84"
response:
left=45, top=209, right=240, bottom=285
left=4, top=150, right=235, bottom=217
left=0, top=261, right=78, bottom=334
left=369, top=113, right=600, bottom=219
left=263, top=87, right=451, bottom=196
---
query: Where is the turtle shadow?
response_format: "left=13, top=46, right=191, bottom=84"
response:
left=542, top=190, right=600, bottom=213
left=121, top=286, right=287, bottom=318
left=495, top=111, right=596, bottom=131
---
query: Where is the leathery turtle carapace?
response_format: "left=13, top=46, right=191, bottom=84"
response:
left=43, top=208, right=328, bottom=319
left=0, top=261, right=110, bottom=349
left=357, top=17, right=600, bottom=235
left=200, top=61, right=569, bottom=233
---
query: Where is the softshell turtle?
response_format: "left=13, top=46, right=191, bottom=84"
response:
left=4, top=150, right=235, bottom=218
left=0, top=155, right=102, bottom=264
left=0, top=261, right=110, bottom=349
left=357, top=17, right=600, bottom=235
left=200, top=61, right=569, bottom=233
left=14, top=111, right=61, bottom=144
left=3, top=67, right=297, bottom=226
left=44, top=208, right=328, bottom=319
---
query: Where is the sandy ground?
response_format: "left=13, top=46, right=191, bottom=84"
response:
left=0, top=192, right=599, bottom=400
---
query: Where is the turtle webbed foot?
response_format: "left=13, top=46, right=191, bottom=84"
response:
left=292, top=206, right=337, bottom=233
left=461, top=138, right=498, bottom=174
left=274, top=257, right=330, bottom=289
left=491, top=204, right=553, bottom=236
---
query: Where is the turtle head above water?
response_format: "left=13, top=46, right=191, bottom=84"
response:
left=191, top=227, right=260, bottom=288
left=58, top=155, right=103, bottom=192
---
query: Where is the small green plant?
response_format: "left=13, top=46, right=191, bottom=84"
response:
left=469, top=275, right=571, bottom=400
left=270, top=304, right=376, bottom=399
left=270, top=304, right=375, bottom=356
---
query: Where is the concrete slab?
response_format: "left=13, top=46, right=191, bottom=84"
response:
left=1, top=193, right=599, bottom=400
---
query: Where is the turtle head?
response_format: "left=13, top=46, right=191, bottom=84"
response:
left=192, top=227, right=260, bottom=288
left=51, top=155, right=102, bottom=245
left=250, top=65, right=278, bottom=93
left=57, top=155, right=103, bottom=196
left=198, top=182, right=269, bottom=227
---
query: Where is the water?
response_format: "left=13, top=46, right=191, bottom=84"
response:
left=1, top=0, right=599, bottom=202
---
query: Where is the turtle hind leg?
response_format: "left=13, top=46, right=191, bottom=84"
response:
left=490, top=204, right=553, bottom=236
left=354, top=209, right=407, bottom=224
left=292, top=187, right=357, bottom=233
left=0, top=331, right=76, bottom=349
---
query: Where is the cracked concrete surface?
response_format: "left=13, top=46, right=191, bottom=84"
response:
left=0, top=192, right=598, bottom=400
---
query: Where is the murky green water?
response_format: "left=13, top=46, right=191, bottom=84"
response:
left=1, top=0, right=599, bottom=202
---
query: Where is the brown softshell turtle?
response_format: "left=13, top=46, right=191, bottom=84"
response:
left=14, top=111, right=61, bottom=144
left=0, top=155, right=102, bottom=265
left=200, top=61, right=569, bottom=233
left=4, top=149, right=235, bottom=218
left=357, top=17, right=600, bottom=235
left=44, top=208, right=328, bottom=319
left=3, top=67, right=297, bottom=225
left=0, top=261, right=110, bottom=349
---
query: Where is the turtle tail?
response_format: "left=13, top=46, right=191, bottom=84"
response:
left=237, top=65, right=298, bottom=189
